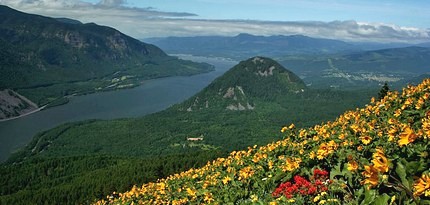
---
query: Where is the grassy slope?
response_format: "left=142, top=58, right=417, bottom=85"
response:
left=98, top=79, right=430, bottom=204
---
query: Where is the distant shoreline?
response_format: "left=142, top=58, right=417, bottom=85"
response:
left=0, top=105, right=47, bottom=122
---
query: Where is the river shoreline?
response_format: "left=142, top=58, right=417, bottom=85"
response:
left=0, top=105, right=47, bottom=123
left=0, top=55, right=237, bottom=162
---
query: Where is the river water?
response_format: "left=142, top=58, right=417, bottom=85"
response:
left=0, top=55, right=237, bottom=162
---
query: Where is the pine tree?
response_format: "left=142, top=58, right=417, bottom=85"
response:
left=377, top=82, right=389, bottom=100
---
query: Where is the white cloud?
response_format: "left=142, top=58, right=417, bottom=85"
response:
left=98, top=0, right=126, bottom=7
left=1, top=0, right=429, bottom=43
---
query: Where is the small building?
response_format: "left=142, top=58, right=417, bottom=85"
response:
left=187, top=137, right=204, bottom=141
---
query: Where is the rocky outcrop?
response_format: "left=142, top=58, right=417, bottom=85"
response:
left=0, top=89, right=38, bottom=119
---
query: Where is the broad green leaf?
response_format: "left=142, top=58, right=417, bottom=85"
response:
left=373, top=193, right=390, bottom=205
left=395, top=161, right=410, bottom=188
left=361, top=189, right=376, bottom=205
left=330, top=162, right=344, bottom=179
left=420, top=200, right=430, bottom=205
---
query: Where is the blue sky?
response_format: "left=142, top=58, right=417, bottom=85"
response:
left=1, top=0, right=429, bottom=42
left=111, top=0, right=430, bottom=28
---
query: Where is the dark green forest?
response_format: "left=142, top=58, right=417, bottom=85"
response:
left=0, top=152, right=225, bottom=204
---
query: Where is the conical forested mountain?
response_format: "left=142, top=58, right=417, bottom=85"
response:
left=182, top=56, right=306, bottom=111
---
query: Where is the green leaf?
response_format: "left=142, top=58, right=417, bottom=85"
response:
left=361, top=189, right=376, bottom=205
left=373, top=194, right=390, bottom=205
left=273, top=170, right=286, bottom=182
left=419, top=200, right=430, bottom=205
left=406, top=161, right=427, bottom=175
left=395, top=161, right=410, bottom=188
left=330, top=162, right=344, bottom=179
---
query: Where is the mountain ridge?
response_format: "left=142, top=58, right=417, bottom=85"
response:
left=0, top=5, right=213, bottom=117
left=145, top=33, right=357, bottom=59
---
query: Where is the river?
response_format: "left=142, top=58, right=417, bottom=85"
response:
left=0, top=55, right=237, bottom=162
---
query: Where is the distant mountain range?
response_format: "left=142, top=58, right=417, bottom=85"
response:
left=145, top=33, right=357, bottom=59
left=146, top=34, right=430, bottom=90
left=1, top=57, right=374, bottom=204
left=276, top=46, right=430, bottom=89
left=145, top=33, right=430, bottom=60
left=0, top=5, right=213, bottom=110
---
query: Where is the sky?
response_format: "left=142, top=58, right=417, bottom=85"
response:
left=1, top=0, right=429, bottom=43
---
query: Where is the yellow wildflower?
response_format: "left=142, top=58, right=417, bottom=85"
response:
left=318, top=200, right=327, bottom=204
left=361, top=165, right=379, bottom=189
left=389, top=195, right=396, bottom=205
left=309, top=151, right=316, bottom=159
left=281, top=157, right=302, bottom=171
left=186, top=188, right=197, bottom=197
left=222, top=176, right=231, bottom=185
left=422, top=117, right=430, bottom=139
left=281, top=126, right=288, bottom=133
left=398, top=126, right=417, bottom=146
left=372, top=148, right=390, bottom=173
left=350, top=124, right=360, bottom=133
left=394, top=109, right=402, bottom=117
left=347, top=160, right=359, bottom=172
left=251, top=194, right=258, bottom=202
left=416, top=97, right=425, bottom=109
left=238, top=166, right=254, bottom=180
left=268, top=160, right=274, bottom=169
left=413, top=173, right=430, bottom=197
left=204, top=192, right=214, bottom=203
left=317, top=143, right=329, bottom=160
left=360, top=135, right=372, bottom=145
left=313, top=195, right=321, bottom=202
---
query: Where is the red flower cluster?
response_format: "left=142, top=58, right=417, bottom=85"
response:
left=272, top=169, right=330, bottom=199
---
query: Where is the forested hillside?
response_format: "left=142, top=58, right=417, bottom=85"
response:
left=0, top=5, right=213, bottom=110
left=0, top=57, right=375, bottom=204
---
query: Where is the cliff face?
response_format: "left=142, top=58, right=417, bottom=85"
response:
left=0, top=5, right=165, bottom=62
